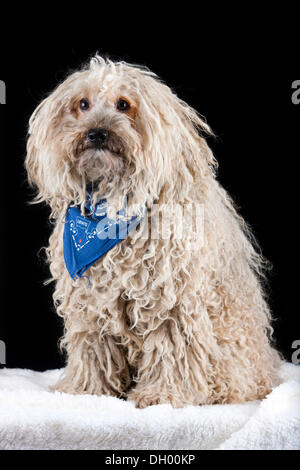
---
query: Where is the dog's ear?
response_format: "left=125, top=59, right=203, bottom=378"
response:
left=26, top=95, right=52, bottom=190
left=25, top=70, right=89, bottom=200
left=137, top=73, right=217, bottom=184
left=172, top=97, right=217, bottom=180
left=25, top=81, right=73, bottom=206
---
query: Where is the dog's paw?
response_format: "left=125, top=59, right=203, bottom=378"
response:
left=127, top=387, right=188, bottom=409
left=49, top=382, right=75, bottom=394
left=49, top=374, right=82, bottom=394
left=50, top=380, right=119, bottom=397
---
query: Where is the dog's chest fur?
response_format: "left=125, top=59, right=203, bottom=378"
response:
left=49, top=211, right=193, bottom=366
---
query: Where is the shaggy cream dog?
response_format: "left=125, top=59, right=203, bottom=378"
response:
left=25, top=55, right=281, bottom=408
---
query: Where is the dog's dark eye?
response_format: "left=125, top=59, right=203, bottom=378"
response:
left=80, top=98, right=90, bottom=111
left=116, top=98, right=130, bottom=112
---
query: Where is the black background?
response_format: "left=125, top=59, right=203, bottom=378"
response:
left=0, top=32, right=299, bottom=371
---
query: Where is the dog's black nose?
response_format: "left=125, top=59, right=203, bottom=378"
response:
left=88, top=128, right=109, bottom=144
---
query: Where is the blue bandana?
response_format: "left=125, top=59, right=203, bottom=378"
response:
left=63, top=198, right=144, bottom=280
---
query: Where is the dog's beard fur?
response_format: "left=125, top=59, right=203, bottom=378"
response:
left=79, top=147, right=124, bottom=180
left=74, top=130, right=129, bottom=195
left=73, top=133, right=142, bottom=218
left=76, top=131, right=126, bottom=178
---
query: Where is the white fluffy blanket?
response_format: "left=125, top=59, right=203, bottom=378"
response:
left=0, top=363, right=299, bottom=450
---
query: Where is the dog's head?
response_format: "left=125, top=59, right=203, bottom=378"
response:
left=26, top=55, right=216, bottom=217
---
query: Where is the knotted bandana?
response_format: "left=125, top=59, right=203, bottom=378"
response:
left=63, top=198, right=144, bottom=280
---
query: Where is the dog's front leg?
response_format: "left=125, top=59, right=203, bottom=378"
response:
left=52, top=330, right=130, bottom=397
left=127, top=320, right=211, bottom=408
